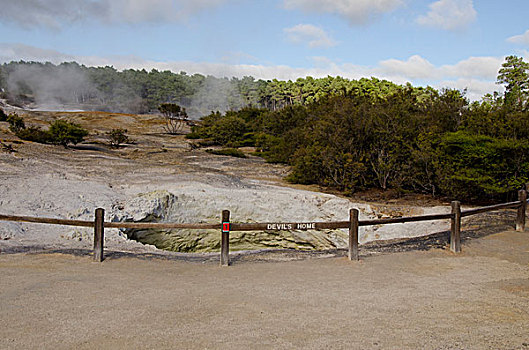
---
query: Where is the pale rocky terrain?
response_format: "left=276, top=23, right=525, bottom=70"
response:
left=0, top=108, right=457, bottom=256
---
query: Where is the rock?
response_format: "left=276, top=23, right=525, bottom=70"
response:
left=118, top=190, right=178, bottom=222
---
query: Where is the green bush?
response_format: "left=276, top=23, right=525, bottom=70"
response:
left=229, top=132, right=259, bottom=147
left=106, top=128, right=130, bottom=148
left=48, top=120, right=89, bottom=147
left=15, top=126, right=52, bottom=143
left=11, top=119, right=88, bottom=147
left=434, top=132, right=529, bottom=201
left=205, top=148, right=247, bottom=158
left=185, top=132, right=201, bottom=139
left=210, top=115, right=248, bottom=146
left=187, top=112, right=221, bottom=141
left=6, top=113, right=25, bottom=133
left=189, top=111, right=251, bottom=147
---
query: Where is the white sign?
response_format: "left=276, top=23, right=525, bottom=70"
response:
left=266, top=223, right=316, bottom=230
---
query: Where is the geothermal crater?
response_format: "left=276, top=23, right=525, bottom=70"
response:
left=117, top=187, right=451, bottom=253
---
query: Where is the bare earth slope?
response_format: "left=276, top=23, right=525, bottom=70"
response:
left=0, top=230, right=528, bottom=349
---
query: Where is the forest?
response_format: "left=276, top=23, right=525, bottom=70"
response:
left=188, top=56, right=529, bottom=202
left=0, top=61, right=394, bottom=117
left=1, top=56, right=528, bottom=202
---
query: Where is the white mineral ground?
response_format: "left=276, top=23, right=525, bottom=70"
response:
left=0, top=108, right=454, bottom=256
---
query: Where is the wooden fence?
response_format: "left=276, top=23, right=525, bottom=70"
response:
left=0, top=189, right=527, bottom=266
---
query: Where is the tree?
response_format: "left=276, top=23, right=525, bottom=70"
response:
left=497, top=55, right=529, bottom=109
left=48, top=120, right=89, bottom=147
left=158, top=103, right=189, bottom=134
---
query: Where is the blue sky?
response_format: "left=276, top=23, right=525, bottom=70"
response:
left=1, top=0, right=529, bottom=100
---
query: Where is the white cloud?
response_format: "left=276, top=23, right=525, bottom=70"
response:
left=283, top=0, right=404, bottom=25
left=438, top=78, right=501, bottom=101
left=0, top=0, right=229, bottom=29
left=416, top=0, right=476, bottom=31
left=0, top=43, right=504, bottom=100
left=0, top=43, right=76, bottom=63
left=439, top=56, right=502, bottom=79
left=507, top=29, right=529, bottom=46
left=284, top=24, right=337, bottom=48
left=378, top=55, right=436, bottom=80
left=374, top=54, right=502, bottom=83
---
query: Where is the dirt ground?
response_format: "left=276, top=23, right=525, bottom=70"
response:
left=1, top=230, right=528, bottom=350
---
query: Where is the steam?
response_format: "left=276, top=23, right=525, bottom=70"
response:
left=6, top=63, right=98, bottom=111
left=187, top=76, right=243, bottom=118
left=3, top=62, right=247, bottom=117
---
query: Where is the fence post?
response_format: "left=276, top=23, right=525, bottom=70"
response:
left=450, top=201, right=461, bottom=253
left=516, top=189, right=527, bottom=232
left=348, top=209, right=359, bottom=261
left=220, top=210, right=230, bottom=266
left=93, top=208, right=105, bottom=262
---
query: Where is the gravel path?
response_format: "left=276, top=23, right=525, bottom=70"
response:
left=1, top=230, right=528, bottom=349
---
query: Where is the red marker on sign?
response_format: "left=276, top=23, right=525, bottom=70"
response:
left=222, top=222, right=230, bottom=233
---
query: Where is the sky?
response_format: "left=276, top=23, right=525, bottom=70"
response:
left=1, top=0, right=529, bottom=100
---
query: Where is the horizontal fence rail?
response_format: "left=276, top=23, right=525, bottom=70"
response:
left=461, top=201, right=522, bottom=217
left=0, top=214, right=94, bottom=227
left=359, top=213, right=454, bottom=226
left=0, top=189, right=527, bottom=265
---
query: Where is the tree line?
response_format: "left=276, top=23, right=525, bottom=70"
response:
left=0, top=61, right=398, bottom=117
left=189, top=56, right=529, bottom=203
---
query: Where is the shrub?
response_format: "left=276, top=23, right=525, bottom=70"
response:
left=48, top=120, right=89, bottom=147
left=210, top=115, right=248, bottom=146
left=188, top=112, right=249, bottom=146
left=434, top=132, right=529, bottom=201
left=205, top=148, right=247, bottom=158
left=185, top=132, right=201, bottom=139
left=190, top=111, right=222, bottom=139
left=12, top=119, right=88, bottom=147
left=231, top=132, right=258, bottom=147
left=106, top=128, right=130, bottom=148
left=6, top=113, right=25, bottom=133
left=15, top=126, right=52, bottom=143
